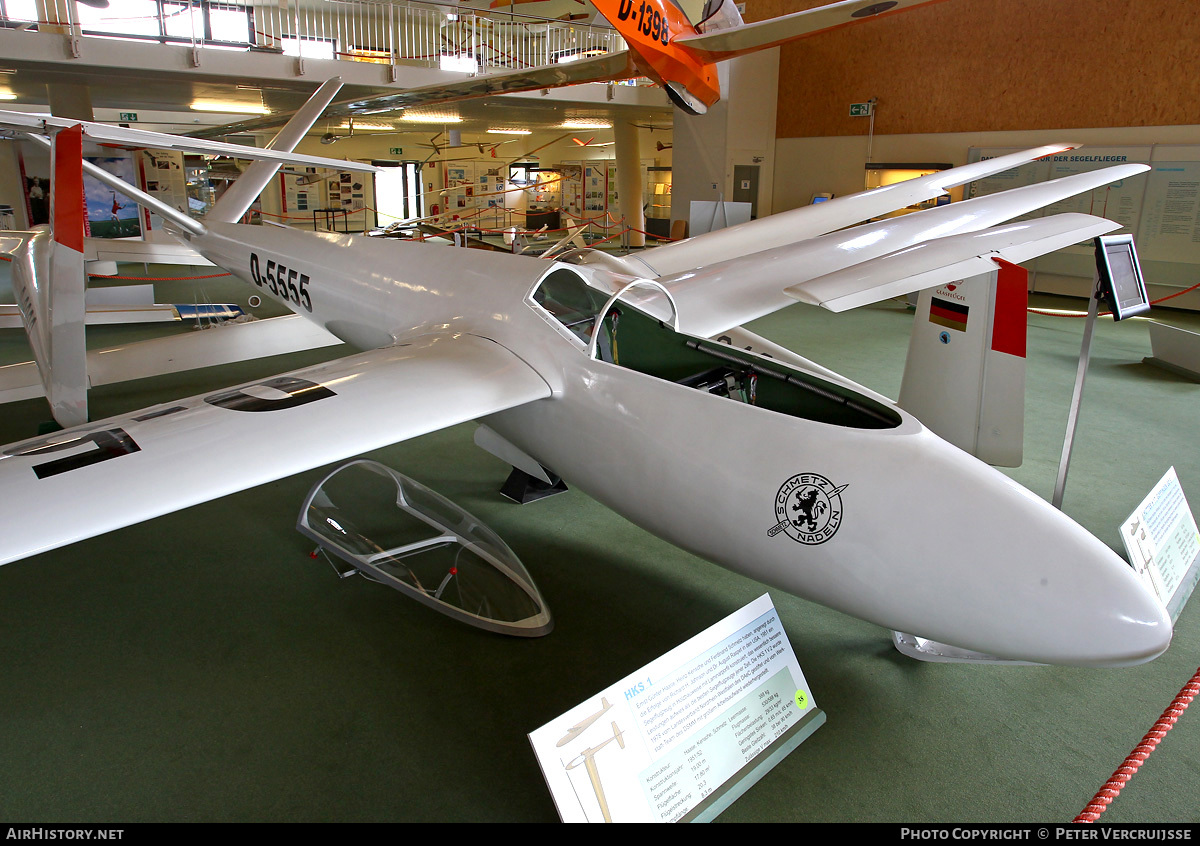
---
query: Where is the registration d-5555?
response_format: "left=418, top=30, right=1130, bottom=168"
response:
left=249, top=253, right=313, bottom=312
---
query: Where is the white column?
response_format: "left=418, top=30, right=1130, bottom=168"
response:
left=613, top=119, right=645, bottom=248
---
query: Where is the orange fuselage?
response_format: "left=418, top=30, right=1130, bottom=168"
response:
left=592, top=0, right=721, bottom=112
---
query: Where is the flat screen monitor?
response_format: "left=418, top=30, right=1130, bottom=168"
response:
left=1094, top=235, right=1151, bottom=321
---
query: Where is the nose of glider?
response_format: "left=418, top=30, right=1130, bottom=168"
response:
left=841, top=430, right=1174, bottom=668
left=920, top=463, right=1172, bottom=667
left=1032, top=532, right=1173, bottom=667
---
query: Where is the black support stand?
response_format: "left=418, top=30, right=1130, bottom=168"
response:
left=500, top=467, right=569, bottom=504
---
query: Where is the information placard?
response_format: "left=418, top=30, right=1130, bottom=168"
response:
left=1120, top=467, right=1200, bottom=622
left=528, top=594, right=822, bottom=823
left=1135, top=160, right=1200, bottom=264
left=1041, top=147, right=1152, bottom=236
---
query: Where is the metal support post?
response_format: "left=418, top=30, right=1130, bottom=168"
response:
left=1052, top=274, right=1103, bottom=509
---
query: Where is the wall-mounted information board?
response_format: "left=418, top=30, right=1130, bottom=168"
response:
left=965, top=145, right=1200, bottom=298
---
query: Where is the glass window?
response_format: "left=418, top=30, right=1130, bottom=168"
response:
left=162, top=1, right=203, bottom=40
left=76, top=0, right=161, bottom=37
left=208, top=3, right=251, bottom=43
left=1, top=0, right=39, bottom=25
left=531, top=268, right=612, bottom=343
left=439, top=53, right=478, bottom=74
left=282, top=35, right=336, bottom=60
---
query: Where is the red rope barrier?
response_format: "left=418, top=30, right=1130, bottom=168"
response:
left=1073, top=666, right=1200, bottom=822
left=1148, top=279, right=1200, bottom=305
left=1030, top=279, right=1200, bottom=318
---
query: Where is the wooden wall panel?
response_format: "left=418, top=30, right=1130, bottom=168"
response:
left=749, top=0, right=1200, bottom=137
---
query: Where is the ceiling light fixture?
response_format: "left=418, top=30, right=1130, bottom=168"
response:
left=0, top=93, right=16, bottom=101
left=191, top=101, right=270, bottom=115
left=487, top=129, right=531, bottom=135
left=483, top=100, right=557, bottom=111
left=560, top=120, right=611, bottom=129
left=401, top=113, right=462, bottom=124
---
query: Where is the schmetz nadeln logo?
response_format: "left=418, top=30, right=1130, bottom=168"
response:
left=767, top=473, right=847, bottom=545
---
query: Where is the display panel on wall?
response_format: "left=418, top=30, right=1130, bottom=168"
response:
left=966, top=145, right=1200, bottom=294
left=444, top=162, right=508, bottom=230
left=560, top=158, right=656, bottom=237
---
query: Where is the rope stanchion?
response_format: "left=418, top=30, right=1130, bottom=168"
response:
left=587, top=230, right=626, bottom=247
left=1073, top=666, right=1200, bottom=823
left=624, top=224, right=682, bottom=242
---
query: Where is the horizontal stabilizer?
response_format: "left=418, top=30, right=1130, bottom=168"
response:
left=22, top=131, right=205, bottom=237
left=0, top=109, right=378, bottom=174
left=674, top=0, right=946, bottom=62
left=207, top=78, right=346, bottom=224
left=0, top=314, right=342, bottom=404
left=630, top=143, right=1080, bottom=278
left=83, top=235, right=214, bottom=267
left=787, top=213, right=1120, bottom=312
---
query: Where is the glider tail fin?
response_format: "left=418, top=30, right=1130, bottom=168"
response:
left=45, top=123, right=88, bottom=427
left=696, top=0, right=744, bottom=33
left=206, top=78, right=345, bottom=224
left=6, top=125, right=89, bottom=427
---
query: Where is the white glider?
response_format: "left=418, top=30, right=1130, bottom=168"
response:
left=0, top=128, right=1170, bottom=668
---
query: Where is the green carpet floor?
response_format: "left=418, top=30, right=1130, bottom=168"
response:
left=0, top=259, right=1196, bottom=823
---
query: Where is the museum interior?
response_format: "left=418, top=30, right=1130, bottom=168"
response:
left=0, top=0, right=1197, bottom=825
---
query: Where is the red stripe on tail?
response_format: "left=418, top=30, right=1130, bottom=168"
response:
left=991, top=260, right=1028, bottom=359
left=52, top=124, right=86, bottom=253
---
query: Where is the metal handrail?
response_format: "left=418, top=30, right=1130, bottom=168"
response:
left=1, top=0, right=632, bottom=75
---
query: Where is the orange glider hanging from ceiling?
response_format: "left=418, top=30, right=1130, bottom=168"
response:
left=194, top=0, right=948, bottom=137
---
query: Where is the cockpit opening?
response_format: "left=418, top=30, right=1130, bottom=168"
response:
left=528, top=266, right=901, bottom=430
left=596, top=299, right=902, bottom=430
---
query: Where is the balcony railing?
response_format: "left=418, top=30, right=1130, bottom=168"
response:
left=0, top=0, right=632, bottom=75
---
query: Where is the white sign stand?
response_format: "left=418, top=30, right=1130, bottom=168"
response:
left=528, top=594, right=823, bottom=823
left=1121, top=467, right=1200, bottom=623
left=688, top=199, right=752, bottom=236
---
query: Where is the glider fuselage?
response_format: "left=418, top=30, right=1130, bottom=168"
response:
left=180, top=222, right=1171, bottom=667
left=591, top=0, right=720, bottom=114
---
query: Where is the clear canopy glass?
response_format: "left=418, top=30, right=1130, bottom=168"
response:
left=297, top=460, right=552, bottom=637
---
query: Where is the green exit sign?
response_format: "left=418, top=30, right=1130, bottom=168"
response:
left=849, top=103, right=873, bottom=117
left=389, top=147, right=403, bottom=155
left=119, top=112, right=138, bottom=121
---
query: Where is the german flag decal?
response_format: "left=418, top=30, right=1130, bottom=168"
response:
left=929, top=297, right=969, bottom=332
